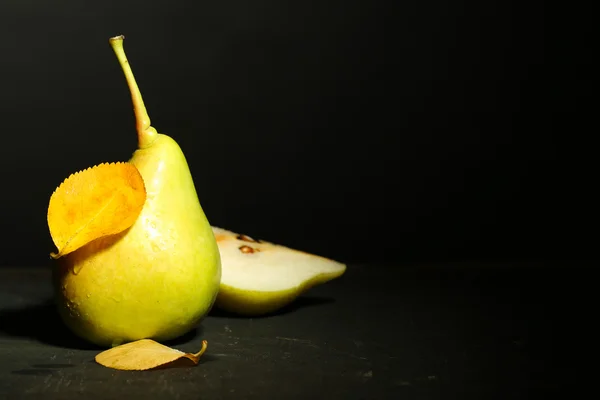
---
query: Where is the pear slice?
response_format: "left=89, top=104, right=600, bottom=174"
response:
left=211, top=226, right=346, bottom=316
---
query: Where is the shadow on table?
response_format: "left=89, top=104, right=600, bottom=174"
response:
left=209, top=295, right=336, bottom=319
left=0, top=299, right=202, bottom=350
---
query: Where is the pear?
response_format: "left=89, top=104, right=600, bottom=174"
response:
left=52, top=36, right=221, bottom=348
left=211, top=227, right=346, bottom=316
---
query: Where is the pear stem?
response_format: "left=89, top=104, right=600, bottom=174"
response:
left=109, top=35, right=158, bottom=149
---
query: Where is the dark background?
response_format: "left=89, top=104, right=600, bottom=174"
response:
left=0, top=1, right=591, bottom=268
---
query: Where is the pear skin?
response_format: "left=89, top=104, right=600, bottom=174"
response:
left=52, top=36, right=221, bottom=348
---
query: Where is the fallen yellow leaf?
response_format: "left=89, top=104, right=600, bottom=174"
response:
left=47, top=162, right=146, bottom=259
left=95, top=339, right=208, bottom=370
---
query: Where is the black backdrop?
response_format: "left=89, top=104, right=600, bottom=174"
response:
left=0, top=1, right=590, bottom=268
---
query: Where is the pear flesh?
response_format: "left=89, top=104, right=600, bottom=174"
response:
left=52, top=36, right=221, bottom=348
left=212, top=227, right=346, bottom=316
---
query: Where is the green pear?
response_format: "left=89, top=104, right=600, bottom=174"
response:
left=52, top=35, right=221, bottom=348
left=211, top=227, right=346, bottom=316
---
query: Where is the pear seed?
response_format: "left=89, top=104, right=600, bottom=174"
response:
left=236, top=234, right=261, bottom=243
left=239, top=245, right=259, bottom=254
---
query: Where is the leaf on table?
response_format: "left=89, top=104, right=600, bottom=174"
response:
left=95, top=339, right=209, bottom=371
left=47, top=162, right=146, bottom=259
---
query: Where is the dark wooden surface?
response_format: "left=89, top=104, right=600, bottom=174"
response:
left=0, top=262, right=589, bottom=399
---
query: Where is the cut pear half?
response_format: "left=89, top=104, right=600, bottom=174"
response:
left=211, top=226, right=346, bottom=316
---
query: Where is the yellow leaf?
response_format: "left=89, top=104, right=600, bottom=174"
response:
left=95, top=339, right=208, bottom=370
left=47, top=162, right=146, bottom=259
